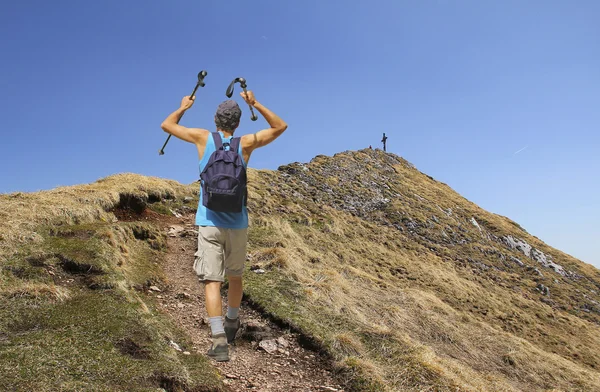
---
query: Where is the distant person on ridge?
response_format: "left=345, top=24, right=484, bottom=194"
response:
left=160, top=91, right=288, bottom=362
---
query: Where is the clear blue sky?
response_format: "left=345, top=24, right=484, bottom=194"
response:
left=1, top=1, right=598, bottom=268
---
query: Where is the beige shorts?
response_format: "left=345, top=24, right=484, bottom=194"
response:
left=193, top=226, right=248, bottom=282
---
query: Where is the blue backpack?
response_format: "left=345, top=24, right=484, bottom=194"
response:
left=200, top=133, right=247, bottom=213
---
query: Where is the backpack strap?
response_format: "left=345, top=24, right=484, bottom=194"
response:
left=211, top=132, right=224, bottom=150
left=229, top=137, right=241, bottom=153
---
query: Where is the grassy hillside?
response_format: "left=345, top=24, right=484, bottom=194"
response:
left=242, top=149, right=600, bottom=391
left=0, top=174, right=226, bottom=392
left=2, top=150, right=600, bottom=392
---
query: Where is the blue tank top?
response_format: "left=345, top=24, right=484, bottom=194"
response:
left=195, top=132, right=248, bottom=228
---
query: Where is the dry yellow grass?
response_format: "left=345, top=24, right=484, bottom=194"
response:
left=0, top=173, right=194, bottom=262
left=247, top=209, right=600, bottom=391
left=1, top=282, right=71, bottom=302
left=243, top=149, right=600, bottom=392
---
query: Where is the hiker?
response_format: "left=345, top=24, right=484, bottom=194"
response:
left=160, top=91, right=288, bottom=361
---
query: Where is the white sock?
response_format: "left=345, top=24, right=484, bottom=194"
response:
left=209, top=316, right=224, bottom=336
left=226, top=307, right=239, bottom=320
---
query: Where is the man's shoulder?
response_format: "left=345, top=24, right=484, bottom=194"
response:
left=196, top=129, right=211, bottom=142
left=240, top=133, right=257, bottom=148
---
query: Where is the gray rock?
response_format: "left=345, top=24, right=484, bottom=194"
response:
left=526, top=266, right=544, bottom=277
left=184, top=196, right=193, bottom=202
left=181, top=228, right=198, bottom=237
left=531, top=248, right=566, bottom=276
left=169, top=340, right=182, bottom=352
left=413, top=193, right=427, bottom=202
left=176, top=292, right=191, bottom=300
left=405, top=221, right=418, bottom=230
left=500, top=237, right=570, bottom=277
left=536, top=284, right=550, bottom=296
left=470, top=217, right=482, bottom=233
left=503, top=236, right=532, bottom=257
left=276, top=336, right=290, bottom=348
left=169, top=208, right=182, bottom=218
left=167, top=225, right=184, bottom=237
left=582, top=303, right=599, bottom=314
left=566, top=270, right=584, bottom=280
left=259, top=339, right=278, bottom=354
left=470, top=259, right=490, bottom=271
left=509, top=256, right=524, bottom=267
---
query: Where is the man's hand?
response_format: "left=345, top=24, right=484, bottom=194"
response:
left=240, top=91, right=256, bottom=106
left=180, top=96, right=195, bottom=110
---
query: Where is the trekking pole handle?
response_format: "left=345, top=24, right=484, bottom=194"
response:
left=237, top=78, right=258, bottom=122
left=190, top=70, right=208, bottom=98
left=159, top=70, right=208, bottom=156
left=226, top=79, right=237, bottom=98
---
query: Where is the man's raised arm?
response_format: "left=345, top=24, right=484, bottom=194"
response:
left=161, top=96, right=208, bottom=144
left=241, top=91, right=288, bottom=152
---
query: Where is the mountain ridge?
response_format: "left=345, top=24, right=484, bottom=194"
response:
left=276, top=149, right=595, bottom=278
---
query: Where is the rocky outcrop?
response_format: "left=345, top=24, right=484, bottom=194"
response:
left=278, top=153, right=403, bottom=219
left=509, top=256, right=525, bottom=267
left=503, top=235, right=532, bottom=257
left=499, top=235, right=576, bottom=278
left=531, top=248, right=565, bottom=275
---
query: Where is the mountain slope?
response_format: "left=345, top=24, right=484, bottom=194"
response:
left=0, top=175, right=227, bottom=391
left=1, top=149, right=599, bottom=391
left=242, top=148, right=600, bottom=391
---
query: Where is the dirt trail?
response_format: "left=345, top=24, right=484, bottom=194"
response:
left=153, top=213, right=346, bottom=392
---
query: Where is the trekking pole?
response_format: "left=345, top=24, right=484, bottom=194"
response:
left=225, top=77, right=258, bottom=121
left=159, top=70, right=208, bottom=155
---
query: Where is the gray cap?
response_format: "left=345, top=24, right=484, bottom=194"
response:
left=215, top=100, right=242, bottom=131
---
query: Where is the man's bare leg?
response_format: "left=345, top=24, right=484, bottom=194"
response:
left=227, top=276, right=243, bottom=309
left=205, top=281, right=223, bottom=317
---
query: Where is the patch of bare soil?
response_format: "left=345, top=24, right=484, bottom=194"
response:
left=113, top=206, right=167, bottom=223
left=153, top=214, right=347, bottom=392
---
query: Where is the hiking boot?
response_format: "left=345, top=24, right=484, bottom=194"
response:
left=224, top=316, right=240, bottom=344
left=206, top=333, right=229, bottom=362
